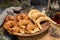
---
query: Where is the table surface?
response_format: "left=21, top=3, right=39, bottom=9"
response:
left=18, top=30, right=60, bottom=40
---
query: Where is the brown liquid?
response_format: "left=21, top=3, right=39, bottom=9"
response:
left=52, top=12, right=60, bottom=24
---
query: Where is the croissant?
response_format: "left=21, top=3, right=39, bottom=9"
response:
left=28, top=9, right=57, bottom=30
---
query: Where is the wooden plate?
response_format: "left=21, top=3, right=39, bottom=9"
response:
left=17, top=22, right=49, bottom=36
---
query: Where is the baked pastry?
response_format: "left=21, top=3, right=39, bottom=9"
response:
left=28, top=9, right=57, bottom=30
left=3, top=14, right=40, bottom=35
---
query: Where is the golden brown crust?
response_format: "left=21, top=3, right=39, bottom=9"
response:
left=3, top=14, right=39, bottom=35
left=4, top=9, right=56, bottom=35
left=28, top=9, right=57, bottom=30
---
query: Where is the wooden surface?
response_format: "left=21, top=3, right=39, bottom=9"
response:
left=17, top=23, right=60, bottom=40
left=18, top=31, right=60, bottom=40
left=17, top=22, right=60, bottom=40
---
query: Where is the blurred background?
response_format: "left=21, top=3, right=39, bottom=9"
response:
left=0, top=0, right=60, bottom=8
left=0, top=0, right=60, bottom=14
